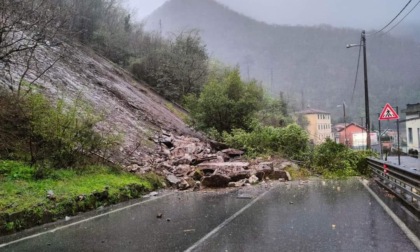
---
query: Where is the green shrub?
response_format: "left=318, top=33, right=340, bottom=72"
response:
left=0, top=160, right=33, bottom=180
left=312, top=139, right=348, bottom=172
left=0, top=89, right=120, bottom=170
left=185, top=67, right=264, bottom=133
left=310, top=139, right=376, bottom=177
left=222, top=123, right=308, bottom=159
left=142, top=172, right=165, bottom=189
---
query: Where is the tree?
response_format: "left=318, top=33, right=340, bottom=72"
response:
left=0, top=0, right=70, bottom=96
left=130, top=30, right=209, bottom=102
left=67, top=0, right=108, bottom=43
left=257, top=95, right=292, bottom=127
left=186, top=66, right=264, bottom=133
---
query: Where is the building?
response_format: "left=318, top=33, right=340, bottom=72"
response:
left=297, top=108, right=333, bottom=145
left=333, top=123, right=378, bottom=149
left=404, top=103, right=420, bottom=152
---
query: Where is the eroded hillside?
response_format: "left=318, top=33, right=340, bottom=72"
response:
left=1, top=40, right=198, bottom=164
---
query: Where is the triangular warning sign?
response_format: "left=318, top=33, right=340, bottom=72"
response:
left=379, top=103, right=399, bottom=120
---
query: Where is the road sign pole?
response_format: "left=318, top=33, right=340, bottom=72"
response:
left=378, top=113, right=382, bottom=160
left=397, top=106, right=400, bottom=165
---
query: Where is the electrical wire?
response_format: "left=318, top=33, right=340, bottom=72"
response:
left=368, top=0, right=412, bottom=36
left=351, top=36, right=362, bottom=103
left=382, top=0, right=420, bottom=35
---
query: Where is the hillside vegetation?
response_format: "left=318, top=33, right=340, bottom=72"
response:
left=145, top=0, right=420, bottom=121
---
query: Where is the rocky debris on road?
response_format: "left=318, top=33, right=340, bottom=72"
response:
left=125, top=130, right=296, bottom=190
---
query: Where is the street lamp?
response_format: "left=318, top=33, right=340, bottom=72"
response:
left=337, top=102, right=347, bottom=146
left=346, top=30, right=371, bottom=150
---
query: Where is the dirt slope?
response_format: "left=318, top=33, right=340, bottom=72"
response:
left=1, top=41, right=198, bottom=164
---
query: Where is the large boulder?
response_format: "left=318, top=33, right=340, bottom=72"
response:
left=230, top=170, right=251, bottom=182
left=190, top=154, right=219, bottom=165
left=177, top=177, right=195, bottom=190
left=279, top=161, right=299, bottom=170
left=201, top=173, right=231, bottom=188
left=209, top=140, right=229, bottom=151
left=248, top=175, right=259, bottom=184
left=221, top=148, right=244, bottom=157
left=166, top=174, right=181, bottom=186
left=255, top=162, right=274, bottom=180
left=171, top=145, right=193, bottom=158
left=172, top=153, right=194, bottom=166
left=156, top=161, right=173, bottom=173
left=269, top=168, right=291, bottom=181
left=228, top=179, right=247, bottom=187
left=216, top=151, right=231, bottom=162
left=173, top=165, right=192, bottom=177
left=197, top=162, right=250, bottom=175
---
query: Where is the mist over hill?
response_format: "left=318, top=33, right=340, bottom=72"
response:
left=145, top=0, right=420, bottom=123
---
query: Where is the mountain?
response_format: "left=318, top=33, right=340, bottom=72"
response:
left=391, top=23, right=420, bottom=43
left=145, top=0, right=420, bottom=123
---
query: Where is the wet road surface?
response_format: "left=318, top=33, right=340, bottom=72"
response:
left=1, top=179, right=419, bottom=252
left=386, top=156, right=420, bottom=175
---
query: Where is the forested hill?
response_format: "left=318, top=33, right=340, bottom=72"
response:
left=145, top=0, right=420, bottom=121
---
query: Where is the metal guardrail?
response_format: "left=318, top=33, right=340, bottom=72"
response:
left=367, top=158, right=420, bottom=212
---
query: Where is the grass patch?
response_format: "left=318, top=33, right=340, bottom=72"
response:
left=0, top=160, right=162, bottom=234
left=165, top=102, right=189, bottom=123
left=284, top=167, right=311, bottom=180
left=321, top=168, right=359, bottom=180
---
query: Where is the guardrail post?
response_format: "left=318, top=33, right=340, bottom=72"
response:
left=367, top=157, right=420, bottom=212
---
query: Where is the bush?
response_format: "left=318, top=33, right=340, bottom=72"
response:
left=0, top=160, right=34, bottom=180
left=185, top=67, right=264, bottom=133
left=0, top=90, right=120, bottom=170
left=222, top=123, right=308, bottom=159
left=310, top=139, right=376, bottom=176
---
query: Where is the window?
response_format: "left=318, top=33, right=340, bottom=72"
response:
left=418, top=128, right=420, bottom=147
left=408, top=128, right=413, bottom=144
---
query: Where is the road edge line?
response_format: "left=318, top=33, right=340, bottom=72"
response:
left=360, top=178, right=420, bottom=250
left=184, top=184, right=278, bottom=252
left=0, top=192, right=175, bottom=249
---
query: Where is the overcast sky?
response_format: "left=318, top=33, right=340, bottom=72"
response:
left=125, top=0, right=420, bottom=30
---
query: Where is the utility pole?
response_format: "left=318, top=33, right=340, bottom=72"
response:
left=347, top=31, right=371, bottom=150
left=362, top=30, right=371, bottom=150
left=343, top=102, right=347, bottom=146
left=270, top=68, right=273, bottom=91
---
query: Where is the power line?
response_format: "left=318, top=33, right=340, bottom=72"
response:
left=382, top=0, right=420, bottom=35
left=351, top=36, right=362, bottom=103
left=368, top=0, right=412, bottom=36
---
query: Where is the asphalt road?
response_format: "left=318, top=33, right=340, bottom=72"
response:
left=386, top=156, right=420, bottom=175
left=1, top=179, right=419, bottom=252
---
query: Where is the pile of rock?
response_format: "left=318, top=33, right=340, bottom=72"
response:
left=126, top=131, right=295, bottom=190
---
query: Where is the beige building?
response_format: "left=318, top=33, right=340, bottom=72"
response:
left=298, top=108, right=333, bottom=145
left=404, top=103, right=420, bottom=152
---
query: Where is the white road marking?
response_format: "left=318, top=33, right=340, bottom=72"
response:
left=360, top=179, right=420, bottom=250
left=184, top=184, right=279, bottom=252
left=0, top=192, right=175, bottom=248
